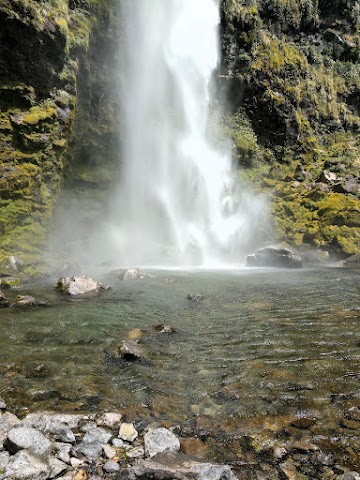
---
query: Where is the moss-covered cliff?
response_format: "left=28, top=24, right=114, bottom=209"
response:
left=221, top=0, right=360, bottom=257
left=0, top=0, right=359, bottom=273
left=0, top=0, right=117, bottom=273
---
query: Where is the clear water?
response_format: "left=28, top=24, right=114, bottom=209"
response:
left=0, top=267, right=359, bottom=435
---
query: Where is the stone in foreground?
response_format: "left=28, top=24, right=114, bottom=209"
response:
left=4, top=449, right=50, bottom=480
left=144, top=428, right=180, bottom=458
left=129, top=452, right=238, bottom=480
left=119, top=423, right=138, bottom=442
left=246, top=247, right=302, bottom=269
left=55, top=275, right=109, bottom=295
left=6, top=426, right=52, bottom=458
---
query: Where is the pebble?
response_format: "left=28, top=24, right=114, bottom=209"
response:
left=119, top=423, right=138, bottom=442
left=103, top=460, right=120, bottom=473
left=103, top=444, right=116, bottom=459
left=126, top=446, right=145, bottom=458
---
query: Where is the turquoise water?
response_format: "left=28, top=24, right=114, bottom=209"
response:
left=0, top=267, right=359, bottom=432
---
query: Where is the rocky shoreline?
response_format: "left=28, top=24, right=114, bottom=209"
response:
left=0, top=398, right=360, bottom=480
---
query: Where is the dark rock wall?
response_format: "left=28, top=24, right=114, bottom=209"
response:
left=0, top=0, right=359, bottom=272
left=220, top=0, right=360, bottom=257
left=0, top=0, right=118, bottom=273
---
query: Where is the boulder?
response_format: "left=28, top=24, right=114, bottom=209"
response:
left=21, top=413, right=85, bottom=443
left=55, top=275, right=109, bottom=295
left=318, top=170, right=337, bottom=184
left=144, top=428, right=180, bottom=458
left=6, top=426, right=53, bottom=458
left=123, top=267, right=149, bottom=281
left=81, top=426, right=113, bottom=445
left=0, top=451, right=10, bottom=471
left=96, top=412, right=122, bottom=430
left=12, top=295, right=47, bottom=307
left=246, top=247, right=302, bottom=269
left=4, top=449, right=50, bottom=480
left=48, top=457, right=68, bottom=479
left=0, top=411, right=21, bottom=446
left=116, top=341, right=146, bottom=361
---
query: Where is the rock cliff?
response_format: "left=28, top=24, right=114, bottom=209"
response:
left=0, top=0, right=359, bottom=272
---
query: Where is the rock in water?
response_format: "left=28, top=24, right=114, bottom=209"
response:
left=246, top=247, right=302, bottom=269
left=123, top=267, right=149, bottom=281
left=12, top=295, right=47, bottom=307
left=116, top=341, right=146, bottom=361
left=187, top=293, right=204, bottom=301
left=144, top=428, right=180, bottom=458
left=55, top=275, right=109, bottom=295
left=0, top=290, right=10, bottom=308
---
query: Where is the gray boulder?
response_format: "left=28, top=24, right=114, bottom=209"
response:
left=6, top=427, right=53, bottom=458
left=21, top=413, right=85, bottom=443
left=4, top=449, right=50, bottom=480
left=144, top=428, right=180, bottom=458
left=55, top=275, right=109, bottom=295
left=0, top=411, right=21, bottom=446
left=246, top=247, right=302, bottom=269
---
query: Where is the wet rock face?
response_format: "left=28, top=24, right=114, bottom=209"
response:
left=246, top=247, right=302, bottom=268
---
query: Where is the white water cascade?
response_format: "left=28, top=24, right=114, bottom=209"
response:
left=109, top=0, right=265, bottom=267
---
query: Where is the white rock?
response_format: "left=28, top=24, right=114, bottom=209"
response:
left=97, top=412, right=122, bottom=430
left=70, top=457, right=83, bottom=467
left=103, top=444, right=116, bottom=459
left=55, top=443, right=71, bottom=464
left=82, top=427, right=113, bottom=445
left=4, top=449, right=50, bottom=480
left=103, top=460, right=120, bottom=473
left=119, top=423, right=138, bottom=442
left=0, top=451, right=10, bottom=470
left=144, top=428, right=180, bottom=458
left=55, top=275, right=109, bottom=295
left=126, top=446, right=145, bottom=458
left=48, top=457, right=68, bottom=479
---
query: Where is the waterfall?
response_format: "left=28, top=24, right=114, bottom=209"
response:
left=109, top=0, right=265, bottom=267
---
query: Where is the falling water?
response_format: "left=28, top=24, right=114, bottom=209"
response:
left=110, top=0, right=265, bottom=267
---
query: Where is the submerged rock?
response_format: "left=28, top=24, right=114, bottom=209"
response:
left=122, top=267, right=149, bottom=281
left=12, top=295, right=47, bottom=307
left=187, top=293, right=204, bottom=301
left=246, top=247, right=302, bottom=269
left=0, top=290, right=10, bottom=308
left=153, top=324, right=176, bottom=333
left=55, top=275, right=109, bottom=295
left=116, top=341, right=146, bottom=361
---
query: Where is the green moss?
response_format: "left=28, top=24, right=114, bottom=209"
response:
left=21, top=104, right=57, bottom=126
left=253, top=36, right=308, bottom=74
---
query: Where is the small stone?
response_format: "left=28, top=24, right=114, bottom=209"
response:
left=187, top=293, right=204, bottom=301
left=126, top=446, right=145, bottom=458
left=0, top=397, right=6, bottom=409
left=82, top=427, right=113, bottom=445
left=55, top=443, right=71, bottom=464
left=103, top=460, right=120, bottom=473
left=119, top=423, right=138, bottom=442
left=112, top=438, right=125, bottom=448
left=340, top=418, right=360, bottom=430
left=153, top=324, right=175, bottom=333
left=48, top=457, right=68, bottom=479
left=97, top=412, right=122, bottom=430
left=12, top=295, right=47, bottom=307
left=103, top=444, right=116, bottom=459
left=338, top=473, right=360, bottom=480
left=73, top=469, right=88, bottom=480
left=70, top=457, right=83, bottom=467
left=291, top=417, right=316, bottom=429
left=144, top=427, right=180, bottom=458
left=273, top=446, right=288, bottom=462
